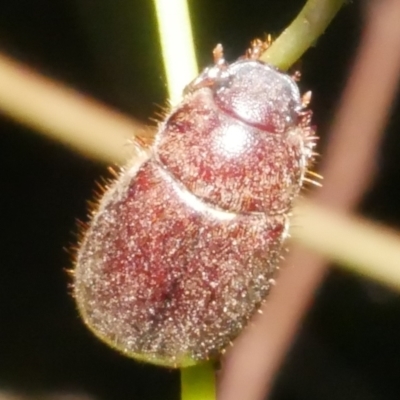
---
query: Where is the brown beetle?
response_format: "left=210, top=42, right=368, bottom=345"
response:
left=74, top=40, right=316, bottom=367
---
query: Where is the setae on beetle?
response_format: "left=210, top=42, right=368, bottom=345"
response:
left=73, top=39, right=316, bottom=368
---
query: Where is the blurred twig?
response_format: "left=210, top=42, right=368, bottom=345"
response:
left=0, top=54, right=149, bottom=164
left=295, top=201, right=400, bottom=290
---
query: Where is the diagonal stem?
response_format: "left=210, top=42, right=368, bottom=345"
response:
left=261, top=0, right=346, bottom=70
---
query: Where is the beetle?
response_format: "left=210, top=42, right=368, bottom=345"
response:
left=73, top=39, right=316, bottom=368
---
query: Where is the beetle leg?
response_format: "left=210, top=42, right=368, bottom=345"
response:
left=213, top=43, right=225, bottom=66
left=298, top=109, right=313, bottom=127
left=301, top=91, right=312, bottom=108
left=292, top=70, right=302, bottom=82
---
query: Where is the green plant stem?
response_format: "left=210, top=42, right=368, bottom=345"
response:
left=153, top=0, right=198, bottom=104
left=181, top=362, right=216, bottom=400
left=261, top=0, right=346, bottom=70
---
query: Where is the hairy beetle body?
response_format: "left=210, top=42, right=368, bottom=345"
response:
left=74, top=41, right=316, bottom=367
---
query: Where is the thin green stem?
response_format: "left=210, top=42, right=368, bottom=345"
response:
left=153, top=0, right=198, bottom=105
left=181, top=362, right=216, bottom=400
left=261, top=0, right=346, bottom=70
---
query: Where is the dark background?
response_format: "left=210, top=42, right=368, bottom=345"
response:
left=1, top=1, right=400, bottom=399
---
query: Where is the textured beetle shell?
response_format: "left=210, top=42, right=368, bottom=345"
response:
left=74, top=57, right=316, bottom=367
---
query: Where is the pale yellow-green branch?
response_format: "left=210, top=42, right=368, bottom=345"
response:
left=0, top=54, right=148, bottom=164
left=294, top=201, right=400, bottom=291
left=153, top=0, right=198, bottom=104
